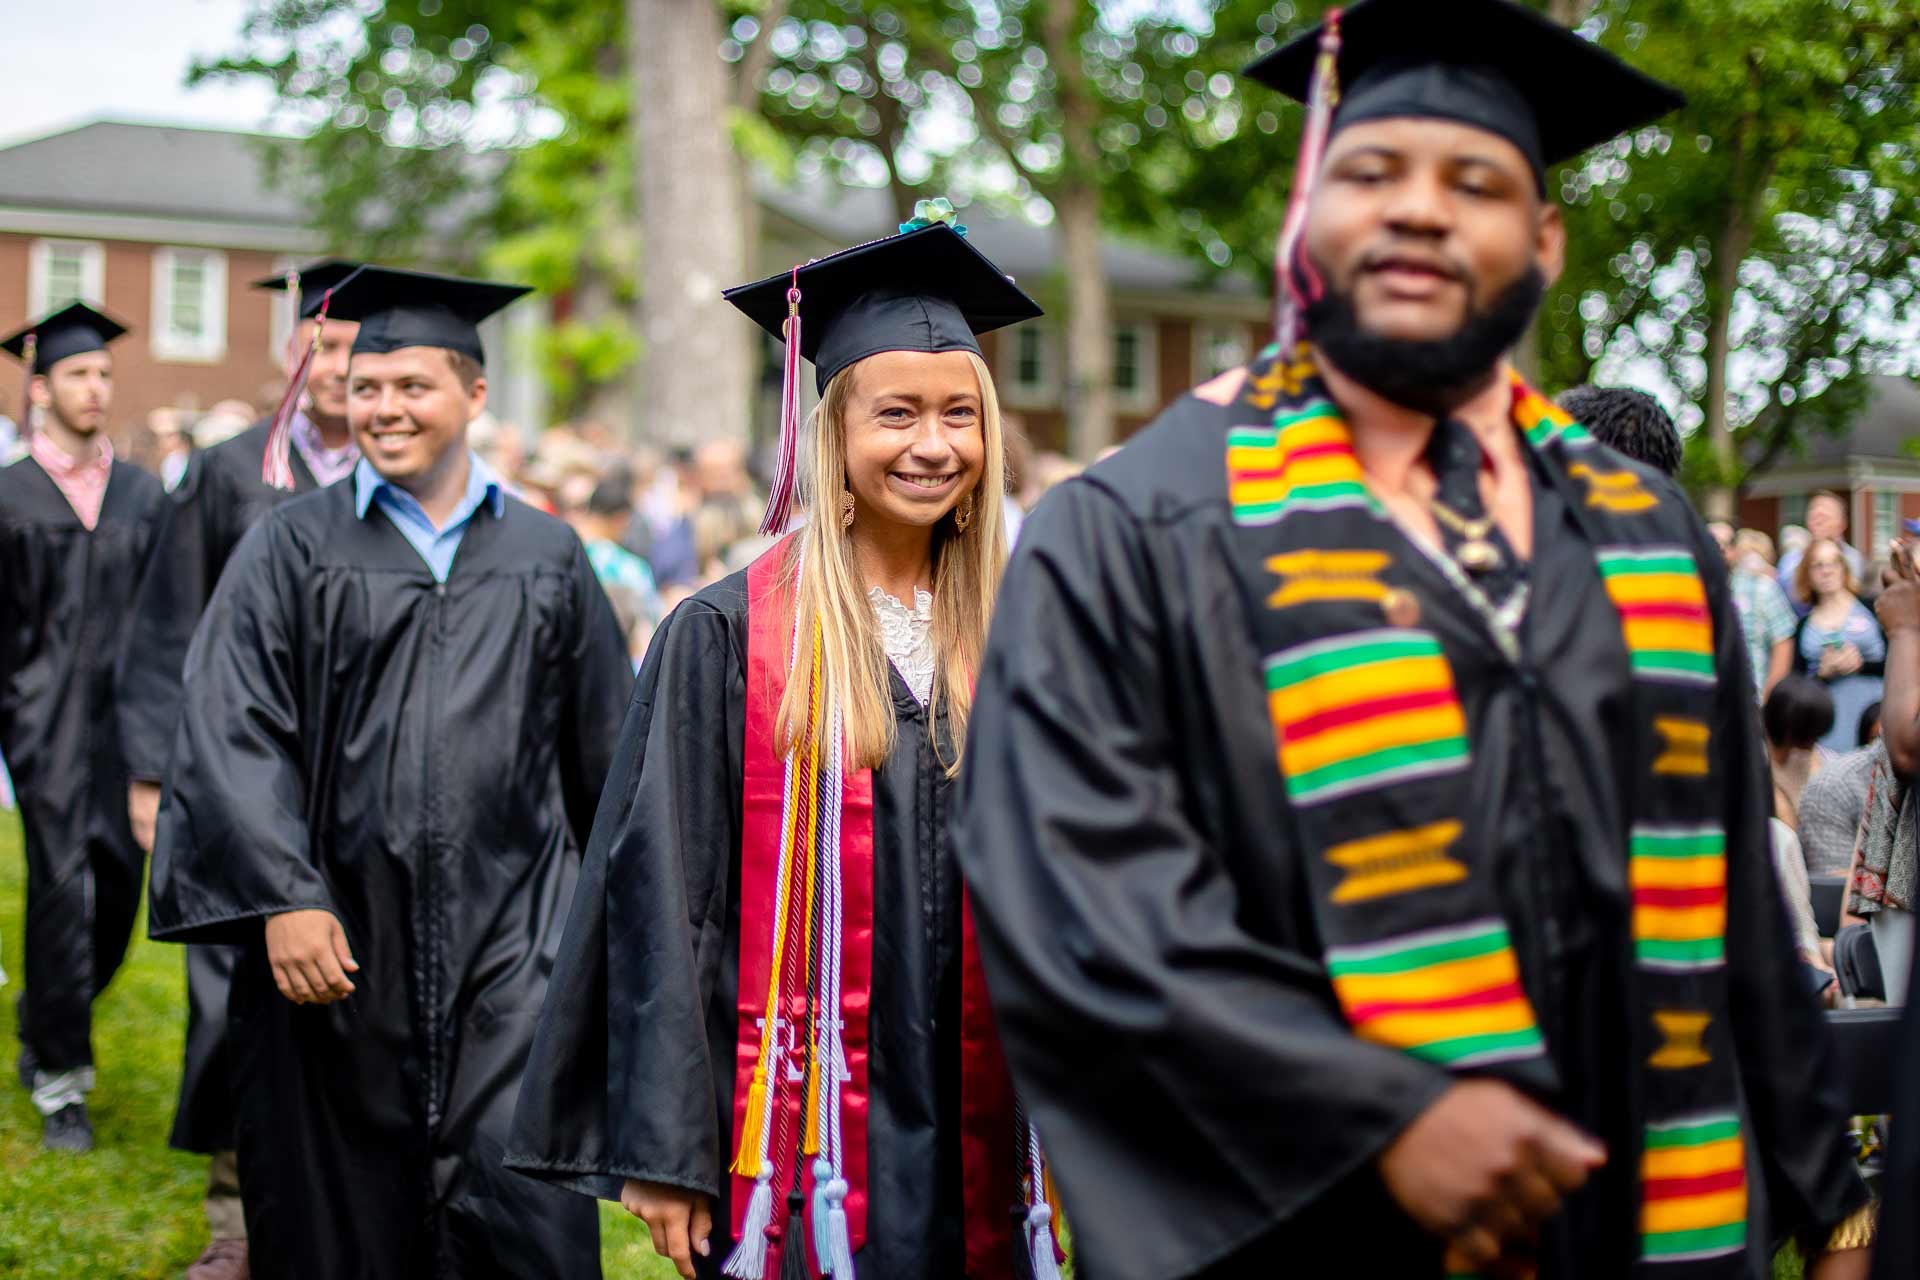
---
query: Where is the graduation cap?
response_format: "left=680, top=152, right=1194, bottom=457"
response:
left=252, top=259, right=363, bottom=322
left=2, top=302, right=131, bottom=438
left=324, top=265, right=533, bottom=365
left=257, top=264, right=531, bottom=490
left=724, top=212, right=1043, bottom=533
left=1246, top=0, right=1684, bottom=177
left=1243, top=0, right=1683, bottom=346
left=2, top=301, right=130, bottom=376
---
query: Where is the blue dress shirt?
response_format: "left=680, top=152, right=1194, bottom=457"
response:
left=353, top=452, right=506, bottom=583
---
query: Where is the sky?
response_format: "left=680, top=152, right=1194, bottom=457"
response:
left=0, top=0, right=283, bottom=148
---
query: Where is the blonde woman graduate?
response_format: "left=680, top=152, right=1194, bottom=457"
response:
left=508, top=211, right=1064, bottom=1280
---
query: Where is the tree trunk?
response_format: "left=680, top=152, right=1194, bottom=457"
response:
left=631, top=0, right=751, bottom=448
left=572, top=267, right=631, bottom=426
left=1701, top=198, right=1754, bottom=521
left=1041, top=0, right=1115, bottom=460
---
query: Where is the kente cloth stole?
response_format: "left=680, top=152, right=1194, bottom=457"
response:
left=1225, top=345, right=1746, bottom=1275
left=727, top=536, right=1059, bottom=1280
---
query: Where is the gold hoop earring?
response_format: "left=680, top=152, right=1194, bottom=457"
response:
left=954, top=492, right=975, bottom=533
left=841, top=490, right=856, bottom=528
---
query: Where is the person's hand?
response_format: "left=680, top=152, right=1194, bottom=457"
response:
left=1806, top=1244, right=1871, bottom=1280
left=1832, top=644, right=1864, bottom=676
left=263, top=909, right=358, bottom=1005
left=1378, top=1079, right=1605, bottom=1272
left=1877, top=576, right=1920, bottom=635
left=620, top=1179, right=712, bottom=1279
left=127, top=781, right=162, bottom=856
left=1889, top=537, right=1917, bottom=583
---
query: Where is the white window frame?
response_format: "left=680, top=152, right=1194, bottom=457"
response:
left=1193, top=321, right=1252, bottom=383
left=150, top=247, right=229, bottom=363
left=28, top=239, right=106, bottom=316
left=267, top=254, right=299, bottom=364
left=1872, top=489, right=1900, bottom=561
left=1779, top=492, right=1808, bottom=533
left=1111, top=319, right=1159, bottom=413
left=999, top=322, right=1059, bottom=410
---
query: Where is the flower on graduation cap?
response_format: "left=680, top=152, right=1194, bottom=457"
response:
left=899, top=197, right=967, bottom=237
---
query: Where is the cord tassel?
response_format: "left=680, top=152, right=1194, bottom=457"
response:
left=263, top=283, right=334, bottom=490
left=778, top=1186, right=813, bottom=1280
left=17, top=333, right=35, bottom=441
left=723, top=1166, right=777, bottom=1279
left=1272, top=8, right=1343, bottom=351
left=825, top=1189, right=854, bottom=1280
left=759, top=272, right=804, bottom=535
left=1025, top=1205, right=1062, bottom=1280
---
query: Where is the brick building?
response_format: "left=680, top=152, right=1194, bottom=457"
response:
left=1738, top=375, right=1920, bottom=564
left=0, top=121, right=325, bottom=445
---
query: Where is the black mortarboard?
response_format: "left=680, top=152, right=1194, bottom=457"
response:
left=324, top=265, right=533, bottom=365
left=1245, top=0, right=1685, bottom=177
left=723, top=215, right=1042, bottom=534
left=1, top=301, right=130, bottom=375
left=725, top=221, right=1041, bottom=396
left=251, top=259, right=363, bottom=320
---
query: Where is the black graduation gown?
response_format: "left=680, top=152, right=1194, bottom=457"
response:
left=0, top=455, right=163, bottom=1075
left=952, top=394, right=1866, bottom=1280
left=147, top=481, right=633, bottom=1280
left=1872, top=933, right=1920, bottom=1280
left=506, top=570, right=969, bottom=1278
left=116, top=418, right=323, bottom=1153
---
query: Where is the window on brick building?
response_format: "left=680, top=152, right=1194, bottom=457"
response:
left=1112, top=321, right=1157, bottom=411
left=1872, top=489, right=1900, bottom=560
left=1196, top=323, right=1251, bottom=381
left=28, top=239, right=105, bottom=316
left=152, top=247, right=228, bottom=362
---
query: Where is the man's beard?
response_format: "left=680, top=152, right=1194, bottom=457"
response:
left=1302, top=262, right=1546, bottom=419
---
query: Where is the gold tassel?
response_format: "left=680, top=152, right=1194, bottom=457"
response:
left=730, top=1067, right=769, bottom=1176
left=1823, top=1201, right=1876, bottom=1252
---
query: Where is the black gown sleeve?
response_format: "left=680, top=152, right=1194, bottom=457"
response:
left=508, top=589, right=744, bottom=1202
left=953, top=481, right=1454, bottom=1280
left=116, top=456, right=219, bottom=782
left=148, top=518, right=335, bottom=945
left=1696, top=523, right=1868, bottom=1238
left=559, top=538, right=639, bottom=846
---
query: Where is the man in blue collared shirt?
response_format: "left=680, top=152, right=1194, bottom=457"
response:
left=149, top=267, right=632, bottom=1280
left=353, top=448, right=505, bottom=583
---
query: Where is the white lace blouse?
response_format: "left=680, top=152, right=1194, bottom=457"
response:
left=869, top=585, right=935, bottom=706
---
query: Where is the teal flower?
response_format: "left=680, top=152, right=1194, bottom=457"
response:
left=899, top=196, right=967, bottom=237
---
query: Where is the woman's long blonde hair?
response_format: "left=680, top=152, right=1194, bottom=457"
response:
left=774, top=351, right=1007, bottom=774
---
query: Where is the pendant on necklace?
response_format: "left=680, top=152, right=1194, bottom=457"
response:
left=1457, top=539, right=1502, bottom=573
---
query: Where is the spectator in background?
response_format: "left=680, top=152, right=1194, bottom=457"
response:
left=1558, top=383, right=1681, bottom=476
left=1781, top=491, right=1867, bottom=610
left=467, top=411, right=529, bottom=496
left=192, top=401, right=255, bottom=451
left=1799, top=701, right=1884, bottom=878
left=627, top=445, right=699, bottom=588
left=1796, top=537, right=1887, bottom=753
left=148, top=407, right=193, bottom=492
left=1766, top=675, right=1835, bottom=828
left=561, top=475, right=662, bottom=636
left=1712, top=520, right=1797, bottom=702
left=688, top=438, right=763, bottom=578
left=1736, top=526, right=1778, bottom=571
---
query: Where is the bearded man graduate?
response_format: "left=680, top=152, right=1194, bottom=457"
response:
left=148, top=265, right=633, bottom=1280
left=0, top=303, right=165, bottom=1152
left=118, top=258, right=361, bottom=1280
left=954, top=3, right=1871, bottom=1277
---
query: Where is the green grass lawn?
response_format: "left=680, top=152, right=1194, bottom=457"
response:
left=0, top=809, right=673, bottom=1279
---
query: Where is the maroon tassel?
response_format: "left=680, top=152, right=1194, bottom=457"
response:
left=758, top=269, right=804, bottom=536
left=18, top=332, right=35, bottom=441
left=262, top=284, right=334, bottom=490
left=1273, top=8, right=1343, bottom=351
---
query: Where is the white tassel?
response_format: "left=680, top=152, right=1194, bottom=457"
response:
left=810, top=1156, right=834, bottom=1271
left=722, top=1166, right=776, bottom=1279
left=825, top=1179, right=855, bottom=1279
left=1025, top=1205, right=1061, bottom=1280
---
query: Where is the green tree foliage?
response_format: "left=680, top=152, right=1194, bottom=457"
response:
left=1545, top=0, right=1920, bottom=506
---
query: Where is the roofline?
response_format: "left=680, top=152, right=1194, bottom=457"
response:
left=0, top=114, right=296, bottom=153
left=0, top=207, right=325, bottom=254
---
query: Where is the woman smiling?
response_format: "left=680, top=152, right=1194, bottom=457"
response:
left=508, top=217, right=1060, bottom=1280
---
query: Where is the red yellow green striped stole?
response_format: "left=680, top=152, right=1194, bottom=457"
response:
left=1224, top=344, right=1747, bottom=1272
